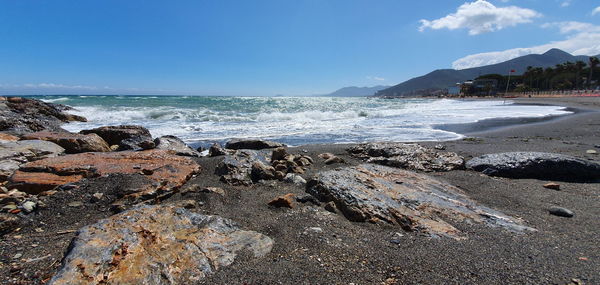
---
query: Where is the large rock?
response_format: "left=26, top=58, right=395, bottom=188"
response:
left=0, top=140, right=65, bottom=181
left=306, top=164, right=532, bottom=239
left=49, top=204, right=273, bottom=285
left=347, top=143, right=464, bottom=172
left=0, top=96, right=86, bottom=134
left=9, top=150, right=200, bottom=196
left=0, top=133, right=19, bottom=141
left=225, top=138, right=285, bottom=150
left=466, top=152, right=600, bottom=181
left=215, top=150, right=270, bottom=186
left=22, top=131, right=111, bottom=153
left=154, top=135, right=200, bottom=157
left=80, top=125, right=155, bottom=151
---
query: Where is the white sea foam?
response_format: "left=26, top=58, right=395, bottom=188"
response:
left=58, top=96, right=571, bottom=146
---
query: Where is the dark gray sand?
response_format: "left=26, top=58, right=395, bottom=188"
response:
left=1, top=97, right=599, bottom=284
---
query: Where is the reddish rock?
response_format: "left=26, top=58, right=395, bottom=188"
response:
left=22, top=131, right=111, bottom=153
left=9, top=150, right=201, bottom=197
left=543, top=182, right=561, bottom=190
left=268, top=193, right=295, bottom=208
left=0, top=133, right=19, bottom=141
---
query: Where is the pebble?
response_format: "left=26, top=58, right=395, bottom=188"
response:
left=21, top=201, right=36, bottom=213
left=434, top=144, right=446, bottom=150
left=543, top=182, right=560, bottom=191
left=12, top=253, right=22, bottom=259
left=586, top=149, right=598, bottom=154
left=91, top=192, right=104, bottom=202
left=67, top=201, right=83, bottom=208
left=549, top=207, right=574, bottom=218
left=304, top=227, right=323, bottom=234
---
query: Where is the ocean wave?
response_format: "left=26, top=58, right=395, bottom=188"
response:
left=41, top=97, right=70, bottom=103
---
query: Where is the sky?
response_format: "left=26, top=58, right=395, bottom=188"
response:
left=0, top=0, right=599, bottom=96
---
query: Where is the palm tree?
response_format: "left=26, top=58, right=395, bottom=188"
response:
left=588, top=57, right=599, bottom=89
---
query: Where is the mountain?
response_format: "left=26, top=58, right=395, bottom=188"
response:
left=376, top=48, right=596, bottom=97
left=325, top=85, right=389, bottom=97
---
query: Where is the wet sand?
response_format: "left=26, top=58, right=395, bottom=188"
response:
left=1, top=96, right=599, bottom=284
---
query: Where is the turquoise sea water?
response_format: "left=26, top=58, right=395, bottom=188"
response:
left=31, top=95, right=571, bottom=147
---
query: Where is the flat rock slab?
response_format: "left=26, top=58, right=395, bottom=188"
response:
left=307, top=164, right=532, bottom=239
left=466, top=152, right=600, bottom=182
left=49, top=204, right=273, bottom=285
left=22, top=131, right=111, bottom=153
left=9, top=150, right=200, bottom=196
left=347, top=143, right=464, bottom=172
left=0, top=140, right=65, bottom=181
left=225, top=139, right=285, bottom=150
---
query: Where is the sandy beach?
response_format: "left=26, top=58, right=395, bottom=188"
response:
left=1, top=96, right=599, bottom=284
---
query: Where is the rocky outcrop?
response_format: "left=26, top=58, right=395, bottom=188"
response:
left=209, top=143, right=229, bottom=157
left=466, top=152, right=600, bottom=181
left=9, top=150, right=200, bottom=197
left=154, top=135, right=201, bottom=157
left=225, top=138, right=285, bottom=150
left=0, top=96, right=86, bottom=134
left=347, top=143, right=464, bottom=172
left=0, top=140, right=65, bottom=181
left=215, top=150, right=270, bottom=186
left=0, top=133, right=19, bottom=141
left=49, top=204, right=273, bottom=285
left=80, top=125, right=155, bottom=151
left=22, top=131, right=111, bottom=153
left=306, top=164, right=533, bottom=239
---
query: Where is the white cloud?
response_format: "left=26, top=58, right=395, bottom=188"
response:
left=560, top=0, right=572, bottom=8
left=452, top=21, right=600, bottom=69
left=419, top=0, right=541, bottom=35
left=366, top=76, right=385, bottom=81
left=592, top=6, right=600, bottom=16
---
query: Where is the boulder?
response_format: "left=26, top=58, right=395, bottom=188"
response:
left=0, top=96, right=86, bottom=134
left=0, top=140, right=65, bottom=181
left=22, top=131, right=111, bottom=153
left=268, top=193, right=295, bottom=208
left=225, top=138, right=285, bottom=150
left=80, top=125, right=155, bottom=151
left=154, top=135, right=200, bottom=157
left=9, top=150, right=200, bottom=197
left=466, top=152, right=600, bottom=181
left=208, top=143, right=229, bottom=157
left=215, top=150, right=270, bottom=186
left=48, top=204, right=273, bottom=285
left=347, top=143, right=464, bottom=172
left=306, top=164, right=533, bottom=239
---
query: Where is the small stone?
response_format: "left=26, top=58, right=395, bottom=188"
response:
left=271, top=147, right=287, bottom=161
left=268, top=193, right=295, bottom=208
left=34, top=227, right=44, bottom=233
left=141, top=168, right=154, bottom=175
left=318, top=153, right=335, bottom=160
left=21, top=201, right=36, bottom=213
left=324, top=201, right=337, bottom=213
left=434, top=144, right=446, bottom=150
left=543, top=183, right=560, bottom=190
left=304, top=227, right=323, bottom=234
left=67, top=201, right=83, bottom=208
left=91, top=192, right=104, bottom=202
left=586, top=149, right=598, bottom=154
left=13, top=253, right=22, bottom=259
left=284, top=173, right=307, bottom=185
left=389, top=239, right=401, bottom=245
left=296, top=195, right=321, bottom=205
left=2, top=203, right=17, bottom=211
left=110, top=145, right=120, bottom=151
left=324, top=156, right=345, bottom=165
left=549, top=207, right=574, bottom=218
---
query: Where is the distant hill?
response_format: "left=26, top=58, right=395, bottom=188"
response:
left=325, top=85, right=389, bottom=97
left=376, top=48, right=598, bottom=97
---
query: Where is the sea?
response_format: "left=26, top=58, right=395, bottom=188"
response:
left=32, top=95, right=571, bottom=148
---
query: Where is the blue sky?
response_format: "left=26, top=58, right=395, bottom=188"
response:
left=0, top=0, right=599, bottom=96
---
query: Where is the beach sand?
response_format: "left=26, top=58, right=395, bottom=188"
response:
left=1, top=97, right=599, bottom=284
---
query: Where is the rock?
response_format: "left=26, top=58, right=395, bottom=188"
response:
left=296, top=194, right=320, bottom=205
left=215, top=150, right=270, bottom=186
left=318, top=153, right=335, bottom=160
left=549, top=207, right=574, bottom=217
left=153, top=135, right=201, bottom=157
left=347, top=143, right=464, bottom=172
left=0, top=140, right=65, bottom=181
left=0, top=133, right=19, bottom=141
left=271, top=147, right=287, bottom=161
left=225, top=138, right=285, bottom=150
left=268, top=193, right=295, bottom=208
left=324, top=201, right=338, bottom=213
left=9, top=150, right=201, bottom=199
left=306, top=164, right=533, bottom=239
left=208, top=143, right=228, bottom=157
left=80, top=125, right=155, bottom=151
left=466, top=152, right=600, bottom=181
left=324, top=156, right=345, bottom=165
left=181, top=185, right=225, bottom=196
left=251, top=161, right=277, bottom=181
left=48, top=204, right=273, bottom=284
left=21, top=201, right=35, bottom=213
left=0, top=96, right=86, bottom=134
left=284, top=173, right=307, bottom=185
left=543, top=183, right=561, bottom=190
left=434, top=144, right=446, bottom=150
left=586, top=149, right=597, bottom=154
left=67, top=201, right=83, bottom=207
left=91, top=192, right=104, bottom=202
left=22, top=131, right=111, bottom=153
left=304, top=227, right=323, bottom=234
left=0, top=213, right=20, bottom=235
